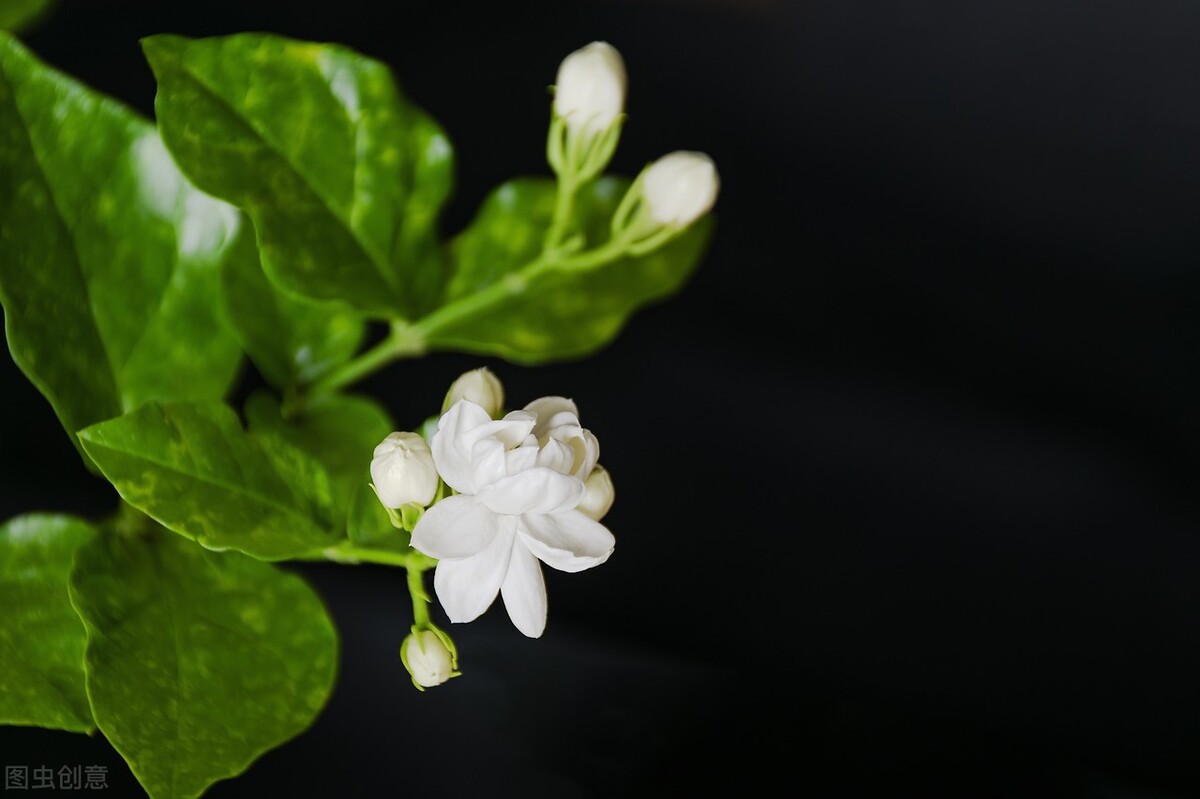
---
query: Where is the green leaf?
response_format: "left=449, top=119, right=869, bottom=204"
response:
left=144, top=32, right=454, bottom=319
left=0, top=0, right=55, bottom=34
left=219, top=220, right=365, bottom=391
left=244, top=390, right=391, bottom=519
left=0, top=514, right=95, bottom=733
left=431, top=176, right=712, bottom=362
left=0, top=34, right=244, bottom=460
left=69, top=529, right=338, bottom=799
left=78, top=401, right=340, bottom=561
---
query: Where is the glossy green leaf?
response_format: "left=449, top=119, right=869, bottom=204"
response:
left=0, top=34, right=243, bottom=459
left=69, top=529, right=338, bottom=799
left=431, top=176, right=712, bottom=362
left=0, top=0, right=55, bottom=34
left=244, top=390, right=391, bottom=519
left=144, top=32, right=454, bottom=319
left=219, top=222, right=365, bottom=391
left=78, top=401, right=340, bottom=561
left=0, top=514, right=95, bottom=733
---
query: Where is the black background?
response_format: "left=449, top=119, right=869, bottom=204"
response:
left=2, top=1, right=1200, bottom=797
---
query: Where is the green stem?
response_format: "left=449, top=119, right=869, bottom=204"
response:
left=408, top=566, right=431, bottom=629
left=321, top=543, right=438, bottom=569
left=288, top=202, right=634, bottom=403
left=298, top=319, right=425, bottom=406
left=411, top=235, right=631, bottom=341
left=543, top=173, right=577, bottom=254
left=323, top=545, right=412, bottom=568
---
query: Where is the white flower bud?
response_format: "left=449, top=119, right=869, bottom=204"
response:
left=442, top=367, right=505, bottom=418
left=577, top=465, right=615, bottom=521
left=553, top=41, right=627, bottom=138
left=401, top=630, right=456, bottom=689
left=641, top=151, right=720, bottom=227
left=370, top=432, right=438, bottom=509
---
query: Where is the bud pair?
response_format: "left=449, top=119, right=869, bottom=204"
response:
left=549, top=42, right=719, bottom=254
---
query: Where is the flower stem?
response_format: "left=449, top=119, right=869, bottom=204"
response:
left=294, top=320, right=426, bottom=409
left=409, top=236, right=630, bottom=342
left=289, top=215, right=633, bottom=403
left=321, top=542, right=434, bottom=566
left=408, top=566, right=432, bottom=629
left=543, top=173, right=578, bottom=254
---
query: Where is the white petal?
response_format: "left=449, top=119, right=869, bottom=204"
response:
left=431, top=400, right=494, bottom=494
left=433, top=518, right=516, bottom=623
left=467, top=436, right=509, bottom=491
left=577, top=465, right=615, bottom=521
left=571, top=429, right=600, bottom=479
left=501, top=542, right=548, bottom=638
left=433, top=401, right=536, bottom=494
left=477, top=467, right=585, bottom=515
left=525, top=396, right=579, bottom=441
left=518, top=511, right=615, bottom=573
left=534, top=437, right=576, bottom=474
left=504, top=441, right=540, bottom=476
left=491, top=410, right=537, bottom=446
left=410, top=495, right=499, bottom=560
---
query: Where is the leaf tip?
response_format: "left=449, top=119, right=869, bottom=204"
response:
left=139, top=33, right=186, bottom=71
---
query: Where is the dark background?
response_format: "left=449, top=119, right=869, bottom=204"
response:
left=3, top=0, right=1200, bottom=796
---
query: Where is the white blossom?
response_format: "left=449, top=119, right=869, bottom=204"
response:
left=442, top=366, right=504, bottom=418
left=370, top=432, right=439, bottom=508
left=411, top=397, right=614, bottom=638
left=401, top=630, right=456, bottom=688
left=577, top=466, right=615, bottom=521
left=553, top=41, right=627, bottom=138
left=641, top=150, right=720, bottom=227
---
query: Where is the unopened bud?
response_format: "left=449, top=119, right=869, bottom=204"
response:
left=442, top=367, right=505, bottom=418
left=370, top=432, right=439, bottom=508
left=401, top=629, right=458, bottom=689
left=553, top=41, right=627, bottom=138
left=641, top=151, right=720, bottom=227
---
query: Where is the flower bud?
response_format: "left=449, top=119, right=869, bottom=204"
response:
left=401, top=630, right=458, bottom=689
left=442, top=367, right=505, bottom=418
left=640, top=151, right=720, bottom=227
left=553, top=41, right=627, bottom=138
left=370, top=432, right=439, bottom=509
left=577, top=465, right=615, bottom=521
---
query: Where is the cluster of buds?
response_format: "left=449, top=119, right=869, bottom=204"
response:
left=548, top=41, right=720, bottom=250
left=371, top=367, right=615, bottom=689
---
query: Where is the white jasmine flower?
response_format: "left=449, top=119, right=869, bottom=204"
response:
left=577, top=466, right=615, bottom=521
left=442, top=366, right=505, bottom=418
left=401, top=630, right=458, bottom=689
left=553, top=41, right=627, bottom=138
left=411, top=397, right=614, bottom=638
left=370, top=432, right=439, bottom=508
left=641, top=150, right=720, bottom=227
